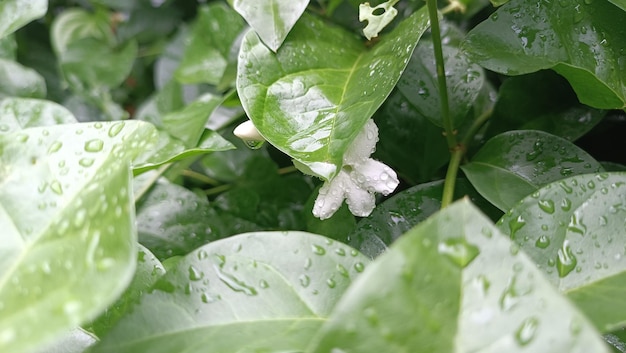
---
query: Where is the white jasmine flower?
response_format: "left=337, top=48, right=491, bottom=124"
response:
left=233, top=120, right=265, bottom=149
left=313, top=119, right=399, bottom=220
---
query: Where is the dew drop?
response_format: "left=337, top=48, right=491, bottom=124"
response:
left=188, top=265, right=204, bottom=281
left=354, top=262, right=365, bottom=272
left=535, top=235, right=551, bottom=249
left=556, top=241, right=577, bottom=278
left=515, top=317, right=539, bottom=346
left=508, top=215, right=526, bottom=235
left=335, top=248, right=346, bottom=256
left=538, top=199, right=555, bottom=214
left=437, top=238, right=480, bottom=268
left=259, top=280, right=269, bottom=289
left=215, top=265, right=257, bottom=296
left=299, top=274, right=310, bottom=287
left=336, top=264, right=349, bottom=277
left=108, top=122, right=125, bottom=137
left=567, top=214, right=587, bottom=235
left=326, top=278, right=336, bottom=288
left=311, top=244, right=326, bottom=255
left=50, top=180, right=63, bottom=195
left=48, top=141, right=62, bottom=153
left=84, top=139, right=104, bottom=152
left=79, top=158, right=95, bottom=167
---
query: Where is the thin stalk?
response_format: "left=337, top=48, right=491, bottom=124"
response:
left=181, top=169, right=221, bottom=186
left=426, top=0, right=459, bottom=208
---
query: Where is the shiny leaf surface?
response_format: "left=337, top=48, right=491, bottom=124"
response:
left=463, top=0, right=626, bottom=109
left=497, top=173, right=626, bottom=331
left=462, top=130, right=603, bottom=211
left=0, top=98, right=77, bottom=134
left=238, top=8, right=430, bottom=180
left=91, top=232, right=370, bottom=352
left=0, top=0, right=47, bottom=40
left=308, top=200, right=610, bottom=353
left=0, top=120, right=157, bottom=352
left=231, top=0, right=309, bottom=52
left=0, top=58, right=46, bottom=99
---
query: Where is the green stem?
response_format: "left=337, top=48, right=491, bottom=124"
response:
left=441, top=147, right=463, bottom=208
left=181, top=169, right=221, bottom=186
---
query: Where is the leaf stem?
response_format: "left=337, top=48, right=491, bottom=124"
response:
left=181, top=169, right=221, bottom=186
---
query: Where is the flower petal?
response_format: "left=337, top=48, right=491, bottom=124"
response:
left=344, top=119, right=378, bottom=165
left=350, top=159, right=399, bottom=195
left=312, top=170, right=350, bottom=220
left=345, top=185, right=376, bottom=217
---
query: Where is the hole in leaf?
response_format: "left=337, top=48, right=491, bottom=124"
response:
left=372, top=7, right=385, bottom=16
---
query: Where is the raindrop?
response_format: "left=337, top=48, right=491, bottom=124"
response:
left=48, top=141, right=62, bottom=153
left=567, top=214, right=587, bottom=235
left=303, top=258, right=312, bottom=270
left=311, top=244, right=326, bottom=255
left=109, top=121, right=125, bottom=137
left=215, top=265, right=257, bottom=296
left=188, top=265, right=204, bottom=281
left=354, top=262, right=365, bottom=272
left=335, top=248, right=346, bottom=256
left=559, top=182, right=573, bottom=194
left=538, top=199, right=555, bottom=214
left=535, top=235, right=551, bottom=249
left=556, top=241, right=577, bottom=277
left=561, top=198, right=572, bottom=211
left=244, top=140, right=264, bottom=150
left=50, top=180, right=63, bottom=195
left=508, top=215, right=526, bottom=235
left=197, top=250, right=208, bottom=260
left=79, top=158, right=95, bottom=167
left=437, top=238, right=480, bottom=268
left=326, top=278, right=337, bottom=288
left=259, top=280, right=269, bottom=289
left=201, top=293, right=219, bottom=303
left=299, top=274, right=310, bottom=287
left=336, top=264, right=349, bottom=277
left=515, top=317, right=539, bottom=346
left=84, top=139, right=104, bottom=152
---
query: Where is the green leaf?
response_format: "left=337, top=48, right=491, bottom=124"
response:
left=0, top=98, right=77, bottom=134
left=359, top=0, right=398, bottom=40
left=0, top=120, right=157, bottom=352
left=89, top=244, right=166, bottom=337
left=307, top=200, right=611, bottom=353
left=609, top=0, right=626, bottom=11
left=161, top=93, right=223, bottom=147
left=36, top=328, right=96, bottom=353
left=91, top=231, right=370, bottom=352
left=462, top=130, right=603, bottom=211
left=0, top=58, right=46, bottom=98
left=485, top=71, right=605, bottom=141
left=348, top=179, right=502, bottom=258
left=231, top=0, right=310, bottom=52
left=238, top=8, right=430, bottom=180
left=136, top=179, right=222, bottom=259
left=175, top=3, right=245, bottom=85
left=397, top=38, right=485, bottom=128
left=462, top=0, right=626, bottom=109
left=497, top=172, right=626, bottom=331
left=0, top=0, right=47, bottom=40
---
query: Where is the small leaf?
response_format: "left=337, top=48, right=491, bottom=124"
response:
left=0, top=120, right=157, bottom=352
left=0, top=58, right=46, bottom=99
left=359, top=1, right=398, bottom=40
left=238, top=8, right=430, bottom=180
left=175, top=3, right=245, bottom=85
left=0, top=0, right=47, bottom=40
left=231, top=0, right=310, bottom=52
left=91, top=232, right=370, bottom=352
left=462, top=130, right=603, bottom=211
left=463, top=0, right=626, bottom=109
left=0, top=98, right=77, bottom=134
left=497, top=172, right=626, bottom=331
left=308, top=200, right=611, bottom=353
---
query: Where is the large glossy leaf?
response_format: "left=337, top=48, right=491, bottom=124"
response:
left=485, top=71, right=605, bottom=141
left=609, top=0, right=626, bottom=11
left=91, top=232, right=370, bottom=352
left=238, top=8, right=430, bottom=180
left=307, top=200, right=611, bottom=353
left=0, top=98, right=77, bottom=134
left=0, top=0, right=47, bottom=40
left=175, top=3, right=245, bottom=85
left=36, top=328, right=96, bottom=353
left=462, top=130, right=603, bottom=211
left=462, top=0, right=626, bottom=109
left=348, top=179, right=502, bottom=258
left=231, top=0, right=309, bottom=52
left=0, top=58, right=46, bottom=98
left=497, top=173, right=626, bottom=331
left=397, top=38, right=484, bottom=128
left=0, top=120, right=157, bottom=352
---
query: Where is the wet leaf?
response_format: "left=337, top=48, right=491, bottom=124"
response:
left=91, top=232, right=370, bottom=352
left=462, top=130, right=603, bottom=211
left=497, top=172, right=626, bottom=331
left=485, top=71, right=605, bottom=141
left=175, top=3, right=245, bottom=85
left=237, top=8, right=430, bottom=180
left=231, top=0, right=309, bottom=52
left=463, top=0, right=626, bottom=109
left=609, top=0, right=626, bottom=11
left=0, top=0, right=47, bottom=40
left=308, top=200, right=611, bottom=353
left=0, top=120, right=157, bottom=352
left=0, top=98, right=77, bottom=134
left=348, top=179, right=502, bottom=258
left=35, top=328, right=96, bottom=353
left=397, top=38, right=485, bottom=128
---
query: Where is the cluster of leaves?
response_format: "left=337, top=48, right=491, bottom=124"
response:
left=1, top=0, right=626, bottom=352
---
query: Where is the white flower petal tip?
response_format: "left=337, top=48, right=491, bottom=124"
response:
left=233, top=120, right=265, bottom=142
left=311, top=119, right=399, bottom=220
